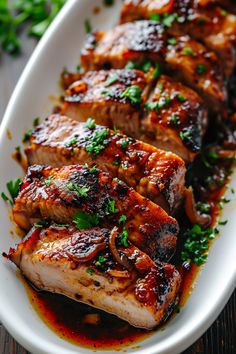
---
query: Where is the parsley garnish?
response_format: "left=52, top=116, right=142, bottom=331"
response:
left=84, top=19, right=92, bottom=33
left=182, top=47, right=195, bottom=56
left=168, top=114, right=179, bottom=125
left=86, top=268, right=95, bottom=275
left=103, top=0, right=114, bottom=6
left=218, top=220, right=228, bottom=226
left=152, top=63, right=161, bottom=79
left=150, top=12, right=178, bottom=27
left=168, top=38, right=177, bottom=45
left=113, top=160, right=119, bottom=166
left=45, top=176, right=53, bottom=187
left=34, top=220, right=49, bottom=228
left=125, top=61, right=137, bottom=70
left=105, top=198, right=118, bottom=215
left=86, top=128, right=109, bottom=156
left=67, top=183, right=90, bottom=197
left=64, top=136, right=78, bottom=147
left=22, top=129, right=32, bottom=143
left=120, top=226, right=129, bottom=247
left=85, top=118, right=96, bottom=130
left=196, top=202, right=211, bottom=214
left=179, top=131, right=191, bottom=141
left=103, top=74, right=119, bottom=87
left=119, top=215, right=127, bottom=224
left=1, top=178, right=22, bottom=205
left=33, top=117, right=40, bottom=127
left=73, top=211, right=100, bottom=230
left=196, top=64, right=207, bottom=75
left=181, top=224, right=216, bottom=266
left=120, top=85, right=142, bottom=104
left=141, top=59, right=153, bottom=73
left=95, top=256, right=106, bottom=267
left=177, top=94, right=186, bottom=102
left=120, top=138, right=130, bottom=150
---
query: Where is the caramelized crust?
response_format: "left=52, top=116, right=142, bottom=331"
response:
left=80, top=21, right=227, bottom=111
left=141, top=75, right=208, bottom=161
left=13, top=165, right=179, bottom=261
left=63, top=69, right=152, bottom=136
left=8, top=225, right=181, bottom=329
left=26, top=115, right=186, bottom=213
left=120, top=1, right=236, bottom=76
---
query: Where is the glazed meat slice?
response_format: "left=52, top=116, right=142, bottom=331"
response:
left=120, top=1, right=236, bottom=77
left=13, top=165, right=179, bottom=261
left=63, top=69, right=152, bottom=136
left=7, top=224, right=181, bottom=329
left=80, top=21, right=227, bottom=111
left=141, top=75, right=208, bottom=161
left=25, top=115, right=186, bottom=213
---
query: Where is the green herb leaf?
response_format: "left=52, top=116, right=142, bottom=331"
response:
left=168, top=38, right=177, bottom=45
left=22, top=129, right=32, bottom=143
left=64, top=136, right=78, bottom=147
left=6, top=178, right=22, bottom=203
left=67, top=183, right=90, bottom=197
left=177, top=94, right=186, bottom=102
left=152, top=63, right=161, bottom=79
left=181, top=47, right=195, bottom=56
left=95, top=255, right=106, bottom=267
left=73, top=211, right=100, bottom=230
left=35, top=220, right=49, bottom=228
left=179, top=131, right=191, bottom=141
left=103, top=74, right=119, bottom=87
left=85, top=19, right=92, bottom=33
left=103, top=0, right=115, bottom=6
left=119, top=215, right=127, bottom=224
left=196, top=63, right=207, bottom=75
left=218, top=220, right=228, bottom=226
left=120, top=226, right=129, bottom=247
left=120, top=85, right=142, bottom=104
left=45, top=176, right=53, bottom=187
left=85, top=128, right=109, bottom=156
left=85, top=118, right=96, bottom=130
left=125, top=61, right=137, bottom=70
left=86, top=268, right=95, bottom=275
left=105, top=198, right=118, bottom=215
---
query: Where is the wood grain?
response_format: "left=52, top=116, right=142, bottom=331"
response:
left=0, top=33, right=235, bottom=354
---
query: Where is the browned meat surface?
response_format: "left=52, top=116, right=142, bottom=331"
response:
left=120, top=1, right=236, bottom=77
left=13, top=165, right=179, bottom=261
left=7, top=224, right=181, bottom=329
left=80, top=21, right=227, bottom=112
left=141, top=75, right=208, bottom=161
left=63, top=69, right=152, bottom=136
left=25, top=115, right=186, bottom=213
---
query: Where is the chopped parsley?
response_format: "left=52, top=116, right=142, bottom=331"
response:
left=95, top=255, right=106, bottom=267
left=67, top=182, right=90, bottom=197
left=22, top=129, right=32, bottom=143
left=113, top=160, right=119, bottom=166
left=119, top=215, right=127, bottom=224
left=85, top=118, right=96, bottom=130
left=103, top=0, right=115, bottom=6
left=181, top=224, right=216, bottom=266
left=73, top=211, right=100, bottom=230
left=33, top=117, right=40, bottom=127
left=150, top=12, right=178, bottom=27
left=179, top=131, right=191, bottom=141
left=85, top=128, right=109, bottom=156
left=120, top=226, right=129, bottom=247
left=168, top=38, right=177, bottom=45
left=86, top=268, right=95, bottom=275
left=141, top=59, right=153, bottom=73
left=167, top=114, right=179, bottom=125
left=103, top=74, right=119, bottom=87
left=1, top=178, right=22, bottom=205
left=84, top=19, right=92, bottom=33
left=218, top=220, right=228, bottom=226
left=153, top=63, right=161, bottom=79
left=196, top=63, right=207, bottom=75
left=120, top=85, right=142, bottom=104
left=181, top=47, right=195, bottom=56
left=34, top=220, right=49, bottom=228
left=177, top=94, right=186, bottom=102
left=105, top=198, right=118, bottom=215
left=64, top=136, right=78, bottom=147
left=196, top=202, right=211, bottom=214
left=120, top=138, right=130, bottom=150
left=145, top=96, right=171, bottom=111
left=44, top=176, right=53, bottom=187
left=125, top=61, right=137, bottom=70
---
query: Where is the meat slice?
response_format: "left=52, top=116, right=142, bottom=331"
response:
left=25, top=115, right=186, bottom=214
left=63, top=69, right=152, bottom=137
left=120, top=0, right=236, bottom=77
left=7, top=224, right=181, bottom=329
left=141, top=75, right=208, bottom=161
left=13, top=164, right=179, bottom=261
left=80, top=21, right=227, bottom=111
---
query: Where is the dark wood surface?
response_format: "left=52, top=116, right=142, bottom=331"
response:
left=0, top=35, right=235, bottom=354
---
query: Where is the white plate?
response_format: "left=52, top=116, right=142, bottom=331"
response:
left=0, top=1, right=235, bottom=353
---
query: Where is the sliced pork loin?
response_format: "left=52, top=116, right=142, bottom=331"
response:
left=13, top=165, right=179, bottom=261
left=63, top=69, right=152, bottom=137
left=25, top=115, right=186, bottom=213
left=120, top=0, right=236, bottom=77
left=80, top=21, right=227, bottom=112
left=7, top=224, right=181, bottom=329
left=141, top=75, right=208, bottom=162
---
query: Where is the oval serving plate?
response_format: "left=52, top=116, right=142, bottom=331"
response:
left=0, top=1, right=236, bottom=353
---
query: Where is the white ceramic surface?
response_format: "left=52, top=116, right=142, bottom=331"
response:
left=0, top=1, right=235, bottom=353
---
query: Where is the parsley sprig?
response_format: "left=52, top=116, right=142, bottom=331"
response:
left=1, top=178, right=22, bottom=205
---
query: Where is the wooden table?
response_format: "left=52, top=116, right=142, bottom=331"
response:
left=0, top=36, right=235, bottom=354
